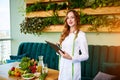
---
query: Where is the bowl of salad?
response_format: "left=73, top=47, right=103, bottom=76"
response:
left=22, top=73, right=35, bottom=80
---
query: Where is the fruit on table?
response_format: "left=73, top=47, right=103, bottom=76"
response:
left=11, top=67, right=15, bottom=71
left=8, top=67, right=22, bottom=77
left=14, top=71, right=21, bottom=77
left=8, top=57, right=38, bottom=77
left=11, top=71, right=15, bottom=76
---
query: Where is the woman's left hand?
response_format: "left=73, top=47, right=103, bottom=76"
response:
left=58, top=50, right=72, bottom=60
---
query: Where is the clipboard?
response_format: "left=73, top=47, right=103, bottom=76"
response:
left=45, top=40, right=64, bottom=54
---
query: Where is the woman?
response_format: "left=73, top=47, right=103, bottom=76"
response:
left=58, top=10, right=89, bottom=80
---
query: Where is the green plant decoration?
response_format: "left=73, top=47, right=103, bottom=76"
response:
left=80, top=12, right=96, bottom=24
left=88, top=15, right=120, bottom=32
left=26, top=2, right=67, bottom=13
left=20, top=0, right=120, bottom=35
left=68, top=0, right=120, bottom=9
left=20, top=14, right=64, bottom=35
left=20, top=12, right=120, bottom=35
left=80, top=12, right=120, bottom=32
left=26, top=0, right=120, bottom=13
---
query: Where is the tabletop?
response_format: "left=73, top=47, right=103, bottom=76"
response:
left=0, top=62, right=59, bottom=80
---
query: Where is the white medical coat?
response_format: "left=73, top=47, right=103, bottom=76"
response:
left=58, top=31, right=89, bottom=80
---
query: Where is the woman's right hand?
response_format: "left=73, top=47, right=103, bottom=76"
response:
left=58, top=50, right=72, bottom=60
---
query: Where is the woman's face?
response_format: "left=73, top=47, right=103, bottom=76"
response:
left=66, top=11, right=77, bottom=27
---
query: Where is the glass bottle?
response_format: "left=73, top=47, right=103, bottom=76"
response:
left=43, top=63, right=48, bottom=73
left=37, top=56, right=44, bottom=73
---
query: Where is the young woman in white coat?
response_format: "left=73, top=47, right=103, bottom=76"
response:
left=58, top=10, right=89, bottom=80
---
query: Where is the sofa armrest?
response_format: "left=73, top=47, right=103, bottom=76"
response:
left=10, top=55, right=19, bottom=60
left=6, top=59, right=21, bottom=63
left=10, top=52, right=28, bottom=60
left=6, top=53, right=28, bottom=63
left=6, top=55, right=21, bottom=63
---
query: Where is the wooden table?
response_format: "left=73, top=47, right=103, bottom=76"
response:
left=0, top=62, right=59, bottom=80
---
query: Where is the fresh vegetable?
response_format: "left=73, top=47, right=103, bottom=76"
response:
left=22, top=73, right=34, bottom=78
left=39, top=73, right=47, bottom=80
left=19, top=57, right=38, bottom=73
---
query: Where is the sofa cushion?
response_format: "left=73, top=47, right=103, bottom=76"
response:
left=93, top=71, right=115, bottom=80
left=101, top=63, right=120, bottom=75
left=10, top=52, right=28, bottom=60
left=6, top=59, right=21, bottom=63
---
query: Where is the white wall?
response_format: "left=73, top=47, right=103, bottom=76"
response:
left=10, top=0, right=120, bottom=55
left=87, top=32, right=120, bottom=45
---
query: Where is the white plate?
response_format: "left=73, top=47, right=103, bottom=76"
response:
left=22, top=73, right=35, bottom=80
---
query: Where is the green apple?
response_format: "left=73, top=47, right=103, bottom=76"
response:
left=8, top=70, right=12, bottom=75
left=11, top=71, right=15, bottom=76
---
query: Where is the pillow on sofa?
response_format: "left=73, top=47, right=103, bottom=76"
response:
left=93, top=71, right=115, bottom=80
left=10, top=53, right=28, bottom=60
left=101, top=63, right=120, bottom=75
left=6, top=59, right=21, bottom=63
left=6, top=53, right=28, bottom=63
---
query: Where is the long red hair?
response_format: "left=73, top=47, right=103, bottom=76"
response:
left=59, top=9, right=80, bottom=44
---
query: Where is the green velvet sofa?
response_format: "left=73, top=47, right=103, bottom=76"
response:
left=81, top=45, right=120, bottom=80
left=7, top=42, right=120, bottom=80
